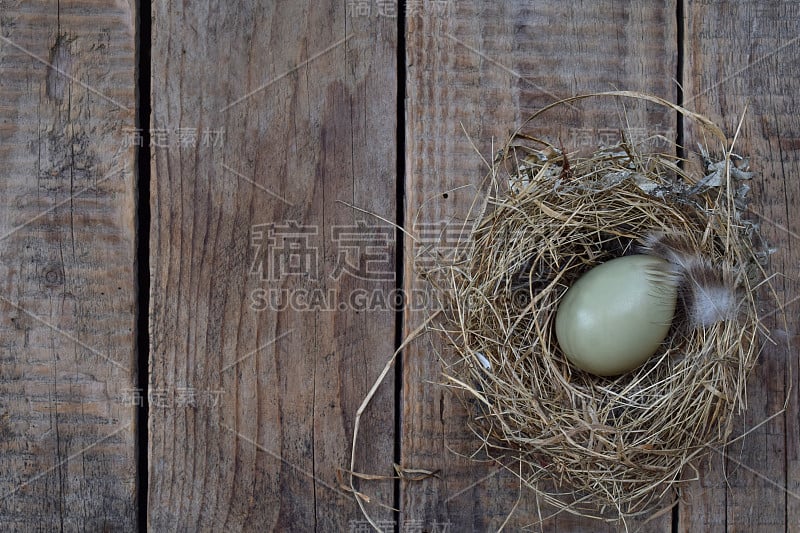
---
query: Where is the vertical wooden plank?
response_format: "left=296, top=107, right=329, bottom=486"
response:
left=403, top=2, right=678, bottom=531
left=0, top=0, right=138, bottom=530
left=681, top=1, right=800, bottom=531
left=149, top=2, right=397, bottom=530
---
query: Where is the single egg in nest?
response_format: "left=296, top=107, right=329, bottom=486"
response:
left=555, top=255, right=678, bottom=376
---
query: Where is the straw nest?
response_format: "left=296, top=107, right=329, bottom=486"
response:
left=423, top=93, right=769, bottom=522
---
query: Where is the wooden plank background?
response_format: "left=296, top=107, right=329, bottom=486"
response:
left=0, top=0, right=797, bottom=531
left=0, top=1, right=138, bottom=531
left=402, top=2, right=679, bottom=531
left=680, top=2, right=800, bottom=532
left=148, top=1, right=397, bottom=531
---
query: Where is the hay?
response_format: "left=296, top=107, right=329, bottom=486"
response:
left=422, top=93, right=769, bottom=523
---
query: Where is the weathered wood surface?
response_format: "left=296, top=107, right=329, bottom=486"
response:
left=148, top=1, right=397, bottom=530
left=0, top=0, right=138, bottom=531
left=680, top=2, right=800, bottom=532
left=0, top=0, right=798, bottom=531
left=402, top=2, right=679, bottom=531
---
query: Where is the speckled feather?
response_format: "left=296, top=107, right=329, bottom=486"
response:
left=640, top=232, right=740, bottom=328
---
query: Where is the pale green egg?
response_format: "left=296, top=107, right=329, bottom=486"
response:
left=555, top=255, right=677, bottom=377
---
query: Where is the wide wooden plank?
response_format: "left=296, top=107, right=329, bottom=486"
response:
left=680, top=1, right=800, bottom=531
left=0, top=1, right=138, bottom=530
left=403, top=2, right=678, bottom=531
left=149, top=2, right=397, bottom=530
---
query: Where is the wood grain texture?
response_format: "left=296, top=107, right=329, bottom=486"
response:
left=0, top=0, right=138, bottom=530
left=149, top=2, right=397, bottom=530
left=402, top=2, right=678, bottom=531
left=680, top=1, right=800, bottom=531
left=1, top=1, right=796, bottom=529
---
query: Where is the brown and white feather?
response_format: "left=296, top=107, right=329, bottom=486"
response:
left=640, top=232, right=740, bottom=328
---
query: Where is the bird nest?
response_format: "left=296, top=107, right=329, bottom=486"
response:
left=423, top=94, right=770, bottom=523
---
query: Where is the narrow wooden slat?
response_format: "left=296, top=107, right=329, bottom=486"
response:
left=0, top=1, right=138, bottom=530
left=149, top=2, right=397, bottom=530
left=402, top=2, right=678, bottom=530
left=680, top=1, right=800, bottom=531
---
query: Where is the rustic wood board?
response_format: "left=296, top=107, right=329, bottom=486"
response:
left=0, top=0, right=797, bottom=530
left=148, top=1, right=397, bottom=530
left=0, top=0, right=138, bottom=530
left=680, top=1, right=800, bottom=531
left=402, top=2, right=679, bottom=531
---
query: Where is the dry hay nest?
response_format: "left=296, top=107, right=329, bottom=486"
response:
left=424, top=93, right=770, bottom=523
